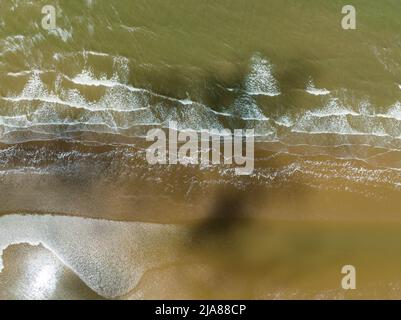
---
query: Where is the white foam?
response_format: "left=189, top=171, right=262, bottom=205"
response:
left=48, top=27, right=73, bottom=43
left=178, top=98, right=193, bottom=106
left=161, top=103, right=223, bottom=131
left=67, top=69, right=198, bottom=109
left=0, top=34, right=44, bottom=55
left=8, top=54, right=401, bottom=144
left=308, top=98, right=358, bottom=117
left=229, top=95, right=269, bottom=121
left=4, top=68, right=401, bottom=144
left=275, top=115, right=293, bottom=127
left=245, top=54, right=280, bottom=97
left=1, top=70, right=222, bottom=139
left=69, top=70, right=128, bottom=89
left=305, top=78, right=330, bottom=96
left=3, top=71, right=149, bottom=113
left=85, top=0, right=94, bottom=8
left=358, top=100, right=376, bottom=116
left=0, top=214, right=188, bottom=298
left=83, top=50, right=109, bottom=57
left=292, top=114, right=357, bottom=135
left=7, top=70, right=45, bottom=77
left=379, top=102, right=401, bottom=121
left=120, top=25, right=142, bottom=33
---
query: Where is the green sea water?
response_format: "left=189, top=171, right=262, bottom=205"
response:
left=2, top=0, right=401, bottom=299
left=1, top=0, right=401, bottom=113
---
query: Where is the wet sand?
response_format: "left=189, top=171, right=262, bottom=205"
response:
left=2, top=0, right=401, bottom=299
left=4, top=219, right=401, bottom=299
left=0, top=244, right=102, bottom=300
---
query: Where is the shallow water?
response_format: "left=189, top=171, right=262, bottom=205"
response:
left=1, top=0, right=401, bottom=299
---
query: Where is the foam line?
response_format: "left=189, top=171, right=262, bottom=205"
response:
left=0, top=214, right=188, bottom=298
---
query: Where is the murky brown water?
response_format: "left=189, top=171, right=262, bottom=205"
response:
left=2, top=0, right=401, bottom=299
